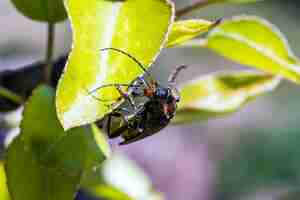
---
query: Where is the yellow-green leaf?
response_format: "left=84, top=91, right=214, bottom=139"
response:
left=10, top=0, right=67, bottom=22
left=201, top=15, right=300, bottom=84
left=6, top=86, right=110, bottom=200
left=173, top=71, right=281, bottom=124
left=56, top=0, right=174, bottom=130
left=82, top=153, right=164, bottom=200
left=0, top=162, right=10, bottom=200
left=166, top=19, right=217, bottom=47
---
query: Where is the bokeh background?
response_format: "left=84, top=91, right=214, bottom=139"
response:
left=1, top=0, right=300, bottom=199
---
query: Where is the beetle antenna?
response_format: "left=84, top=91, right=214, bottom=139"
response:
left=88, top=83, right=132, bottom=95
left=83, top=87, right=113, bottom=103
left=85, top=83, right=136, bottom=103
left=168, top=65, right=187, bottom=85
left=100, top=48, right=152, bottom=77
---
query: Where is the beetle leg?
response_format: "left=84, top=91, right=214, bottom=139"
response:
left=104, top=113, right=118, bottom=138
left=105, top=112, right=125, bottom=138
left=137, top=76, right=150, bottom=88
left=106, top=114, right=113, bottom=137
left=120, top=131, right=148, bottom=145
left=115, top=85, right=137, bottom=110
left=106, top=107, right=132, bottom=138
left=109, top=125, right=129, bottom=139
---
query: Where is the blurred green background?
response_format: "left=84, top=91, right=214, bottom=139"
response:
left=1, top=0, right=300, bottom=199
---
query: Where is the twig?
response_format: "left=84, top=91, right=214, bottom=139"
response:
left=0, top=86, right=23, bottom=104
left=176, top=0, right=220, bottom=18
left=44, top=23, right=55, bottom=84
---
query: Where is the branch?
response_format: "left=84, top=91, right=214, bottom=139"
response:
left=0, top=86, right=23, bottom=105
left=176, top=0, right=220, bottom=18
left=44, top=23, right=55, bottom=84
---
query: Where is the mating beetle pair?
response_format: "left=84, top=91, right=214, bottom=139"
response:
left=90, top=48, right=186, bottom=145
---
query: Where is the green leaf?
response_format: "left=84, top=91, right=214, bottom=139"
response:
left=6, top=139, right=80, bottom=200
left=0, top=162, right=10, bottom=200
left=87, top=185, right=133, bottom=200
left=6, top=86, right=110, bottom=200
left=173, top=71, right=280, bottom=124
left=10, top=0, right=67, bottom=22
left=227, top=0, right=263, bottom=3
left=82, top=153, right=164, bottom=200
left=56, top=0, right=174, bottom=130
left=166, top=19, right=217, bottom=47
left=201, top=15, right=300, bottom=84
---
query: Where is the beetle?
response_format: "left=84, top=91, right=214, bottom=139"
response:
left=89, top=48, right=186, bottom=145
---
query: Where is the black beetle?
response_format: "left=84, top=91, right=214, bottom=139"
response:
left=90, top=48, right=186, bottom=145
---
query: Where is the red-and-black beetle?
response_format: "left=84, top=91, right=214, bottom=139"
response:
left=90, top=48, right=186, bottom=145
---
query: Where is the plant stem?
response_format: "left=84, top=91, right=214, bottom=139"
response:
left=44, top=23, right=55, bottom=84
left=176, top=0, right=221, bottom=18
left=0, top=86, right=23, bottom=105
